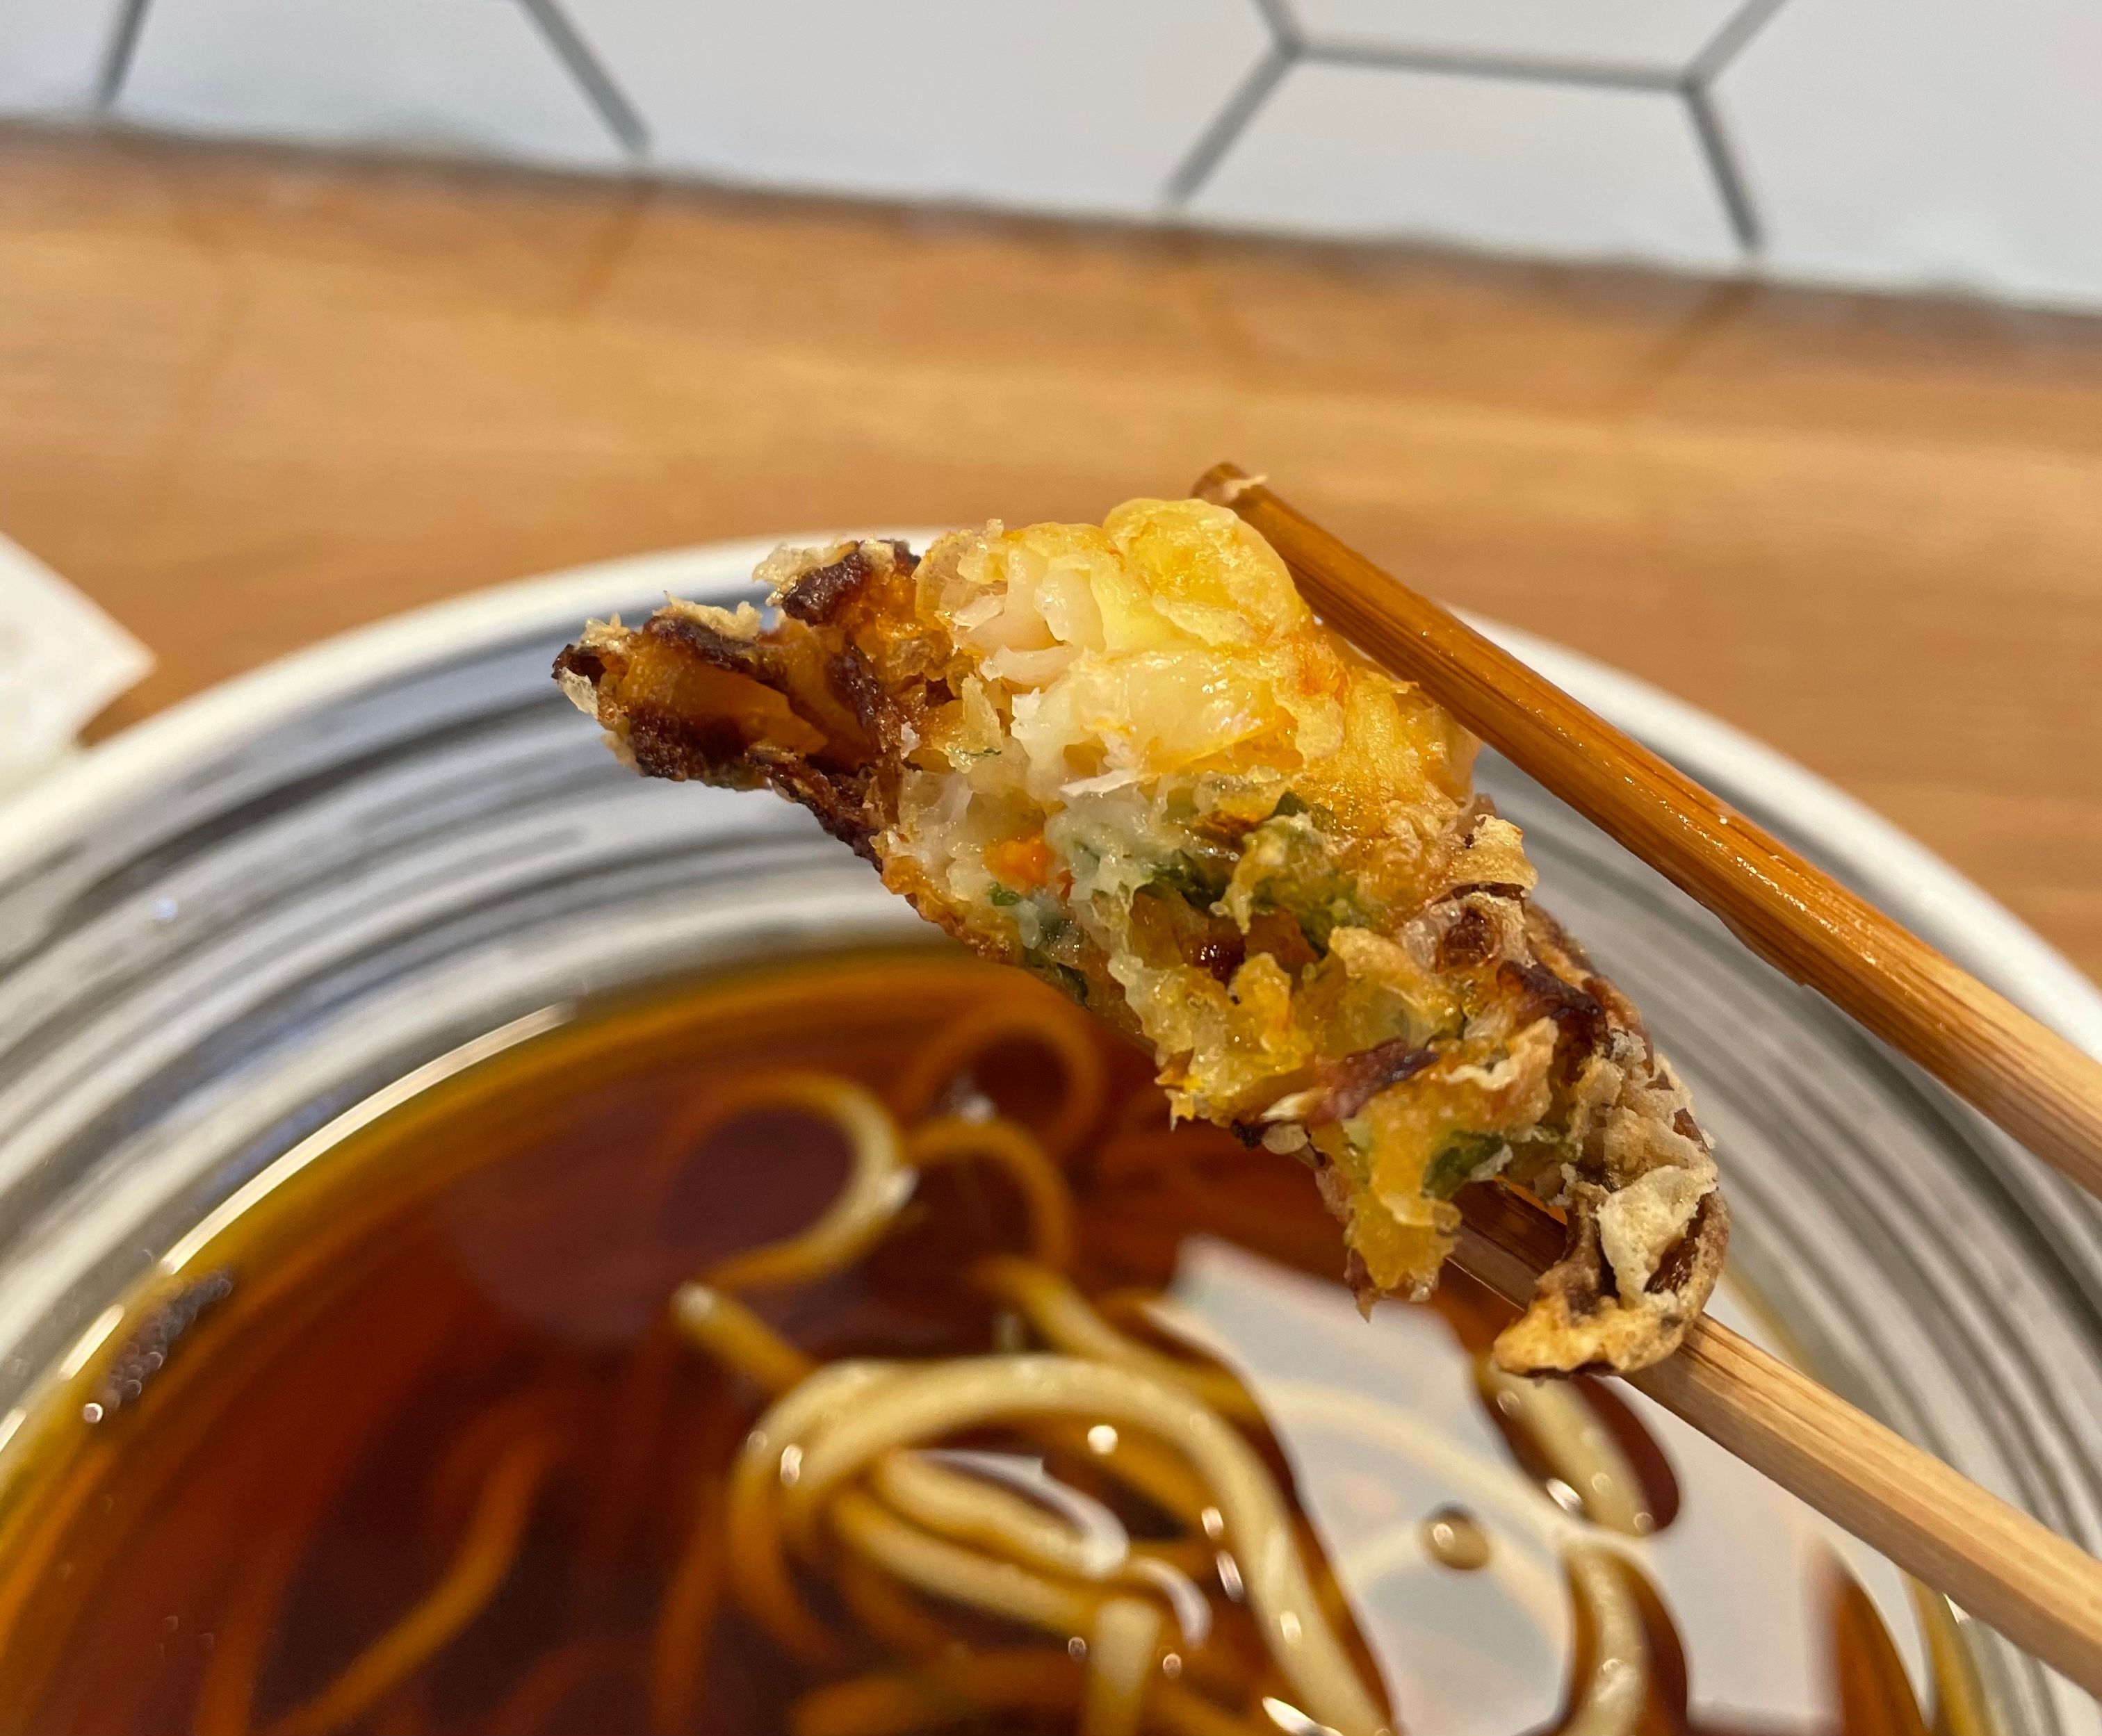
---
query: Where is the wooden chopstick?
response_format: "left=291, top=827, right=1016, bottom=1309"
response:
left=1453, top=1183, right=2102, bottom=1692
left=1193, top=462, right=2102, bottom=1203
left=1189, top=461, right=2102, bottom=1685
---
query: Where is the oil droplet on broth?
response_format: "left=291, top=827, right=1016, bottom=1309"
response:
left=1420, top=1505, right=1491, bottom=1571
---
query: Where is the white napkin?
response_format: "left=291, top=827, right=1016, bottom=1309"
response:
left=0, top=534, right=152, bottom=799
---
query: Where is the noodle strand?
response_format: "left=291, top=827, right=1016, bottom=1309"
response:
left=1477, top=1363, right=1650, bottom=1538
left=489, top=1637, right=633, bottom=1736
left=672, top=1284, right=817, bottom=1395
left=834, top=1554, right=966, bottom=1661
left=701, top=1075, right=915, bottom=1295
left=726, top=1361, right=900, bottom=1664
left=1082, top=1596, right=1164, bottom=1736
left=906, top=1118, right=1077, bottom=1269
left=788, top=1649, right=1082, bottom=1736
left=873, top=1450, right=1127, bottom=1582
left=195, top=1531, right=307, bottom=1736
left=892, top=999, right=1107, bottom=1158
left=650, top=1476, right=727, bottom=1736
left=972, top=1257, right=1262, bottom=1422
left=263, top=1430, right=563, bottom=1736
left=787, top=1652, right=1271, bottom=1736
left=1022, top=1419, right=1215, bottom=1528
left=831, top=1487, right=1108, bottom=1635
left=1558, top=1547, right=1648, bottom=1736
left=778, top=1355, right=1388, bottom=1736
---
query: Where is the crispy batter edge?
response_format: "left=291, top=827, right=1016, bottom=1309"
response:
left=554, top=541, right=1728, bottom=1375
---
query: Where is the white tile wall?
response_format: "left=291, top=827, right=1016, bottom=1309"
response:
left=117, top=0, right=627, bottom=169
left=575, top=0, right=1269, bottom=217
left=1188, top=61, right=1740, bottom=270
left=1715, top=0, right=2102, bottom=308
left=1285, top=0, right=1744, bottom=74
left=0, top=0, right=124, bottom=113
left=6, top=0, right=2102, bottom=313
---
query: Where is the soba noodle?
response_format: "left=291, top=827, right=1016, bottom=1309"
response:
left=1083, top=1598, right=1165, bottom=1736
left=1559, top=1549, right=1648, bottom=1736
left=651, top=1474, right=727, bottom=1735
left=205, top=985, right=1687, bottom=1736
left=907, top=1122, right=1076, bottom=1269
left=773, top=1355, right=1387, bottom=1735
left=1476, top=1365, right=1652, bottom=1537
left=870, top=1452, right=1127, bottom=1583
left=890, top=1003, right=1107, bottom=1160
left=671, top=1284, right=816, bottom=1395
left=695, top=1075, right=913, bottom=1295
left=488, top=1637, right=633, bottom=1736
left=266, top=1432, right=564, bottom=1736
left=966, top=1259, right=1262, bottom=1423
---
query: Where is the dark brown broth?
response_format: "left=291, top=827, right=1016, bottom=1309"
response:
left=0, top=954, right=1948, bottom=1735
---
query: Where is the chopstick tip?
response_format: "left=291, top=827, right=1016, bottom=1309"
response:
left=1192, top=462, right=1264, bottom=507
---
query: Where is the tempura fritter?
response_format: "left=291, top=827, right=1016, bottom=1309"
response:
left=555, top=500, right=1727, bottom=1374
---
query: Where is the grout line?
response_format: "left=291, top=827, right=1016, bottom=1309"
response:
left=516, top=0, right=651, bottom=159
left=1302, top=40, right=1678, bottom=92
left=1684, top=85, right=1762, bottom=254
left=1686, top=0, right=1797, bottom=88
left=95, top=0, right=155, bottom=108
left=1162, top=38, right=1298, bottom=205
left=1253, top=0, right=1304, bottom=51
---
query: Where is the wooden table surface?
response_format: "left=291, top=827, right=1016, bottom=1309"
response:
left=5, top=129, right=2099, bottom=985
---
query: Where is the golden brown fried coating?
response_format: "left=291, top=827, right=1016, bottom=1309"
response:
left=557, top=501, right=1726, bottom=1373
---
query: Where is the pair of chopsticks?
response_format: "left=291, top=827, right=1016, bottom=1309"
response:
left=1193, top=463, right=2102, bottom=1694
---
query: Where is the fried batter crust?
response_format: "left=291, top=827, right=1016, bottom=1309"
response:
left=556, top=504, right=1727, bottom=1373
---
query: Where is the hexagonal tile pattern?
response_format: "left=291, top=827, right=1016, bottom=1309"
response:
left=1716, top=0, right=2102, bottom=308
left=0, top=0, right=125, bottom=114
left=569, top=0, right=1270, bottom=215
left=1286, top=0, right=1748, bottom=74
left=1187, top=59, right=1739, bottom=270
left=117, top=0, right=628, bottom=169
left=12, top=0, right=2102, bottom=311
